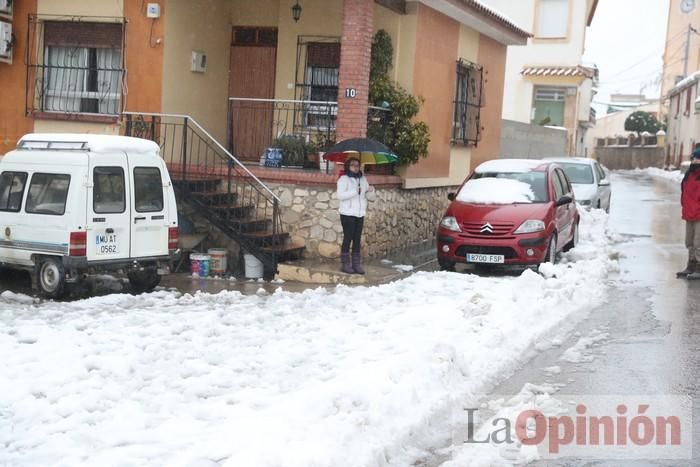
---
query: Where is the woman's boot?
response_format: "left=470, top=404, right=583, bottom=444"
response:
left=351, top=253, right=365, bottom=275
left=340, top=252, right=354, bottom=274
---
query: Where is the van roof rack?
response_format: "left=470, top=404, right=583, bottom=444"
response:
left=17, top=140, right=89, bottom=151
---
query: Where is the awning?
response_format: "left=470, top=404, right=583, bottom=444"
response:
left=521, top=65, right=597, bottom=79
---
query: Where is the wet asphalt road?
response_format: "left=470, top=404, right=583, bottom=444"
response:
left=489, top=172, right=700, bottom=466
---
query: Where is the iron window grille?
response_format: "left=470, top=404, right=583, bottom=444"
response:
left=452, top=59, right=483, bottom=146
left=295, top=36, right=341, bottom=131
left=26, top=15, right=126, bottom=117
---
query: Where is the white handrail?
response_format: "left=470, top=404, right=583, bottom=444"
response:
left=122, top=111, right=281, bottom=202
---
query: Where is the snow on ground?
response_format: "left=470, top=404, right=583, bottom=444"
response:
left=442, top=383, right=569, bottom=467
left=392, top=264, right=414, bottom=272
left=0, top=209, right=618, bottom=467
left=622, top=167, right=685, bottom=183
left=560, top=329, right=609, bottom=364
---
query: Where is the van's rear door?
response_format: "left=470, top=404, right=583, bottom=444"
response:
left=87, top=153, right=131, bottom=261
left=128, top=155, right=169, bottom=258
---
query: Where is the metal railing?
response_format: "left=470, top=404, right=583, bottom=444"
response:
left=123, top=112, right=282, bottom=277
left=227, top=97, right=391, bottom=165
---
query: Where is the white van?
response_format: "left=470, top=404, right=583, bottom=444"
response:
left=0, top=134, right=179, bottom=298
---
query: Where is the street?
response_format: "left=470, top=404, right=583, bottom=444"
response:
left=439, top=172, right=700, bottom=466
left=0, top=171, right=697, bottom=467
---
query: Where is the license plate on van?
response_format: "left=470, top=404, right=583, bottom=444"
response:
left=96, top=234, right=119, bottom=255
left=466, top=253, right=504, bottom=264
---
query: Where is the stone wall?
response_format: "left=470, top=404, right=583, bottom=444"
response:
left=271, top=183, right=456, bottom=258
left=500, top=119, right=568, bottom=158
left=594, top=146, right=665, bottom=170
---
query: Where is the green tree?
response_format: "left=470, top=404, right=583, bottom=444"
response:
left=624, top=111, right=661, bottom=135
left=367, top=30, right=430, bottom=167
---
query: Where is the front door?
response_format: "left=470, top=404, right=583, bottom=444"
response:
left=229, top=27, right=277, bottom=161
left=129, top=158, right=169, bottom=258
left=87, top=154, right=131, bottom=261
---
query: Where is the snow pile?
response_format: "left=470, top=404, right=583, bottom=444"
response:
left=456, top=178, right=536, bottom=204
left=442, top=383, right=569, bottom=467
left=623, top=167, right=684, bottom=183
left=560, top=329, right=609, bottom=363
left=0, top=213, right=619, bottom=467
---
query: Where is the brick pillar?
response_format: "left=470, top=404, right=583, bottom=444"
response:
left=336, top=0, right=374, bottom=142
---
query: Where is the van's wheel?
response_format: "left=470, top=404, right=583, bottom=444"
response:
left=127, top=268, right=161, bottom=294
left=37, top=257, right=66, bottom=299
left=262, top=266, right=276, bottom=282
left=544, top=234, right=558, bottom=264
left=563, top=222, right=579, bottom=252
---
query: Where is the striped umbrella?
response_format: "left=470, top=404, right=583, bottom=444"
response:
left=323, top=150, right=398, bottom=165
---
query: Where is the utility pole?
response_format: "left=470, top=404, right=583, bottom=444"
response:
left=683, top=24, right=699, bottom=77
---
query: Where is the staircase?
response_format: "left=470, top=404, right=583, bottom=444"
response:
left=124, top=112, right=304, bottom=279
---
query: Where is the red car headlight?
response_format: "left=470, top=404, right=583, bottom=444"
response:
left=440, top=216, right=461, bottom=232
left=514, top=219, right=545, bottom=234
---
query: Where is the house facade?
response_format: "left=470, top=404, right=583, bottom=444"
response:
left=0, top=0, right=530, bottom=260
left=665, top=71, right=700, bottom=167
left=661, top=0, right=700, bottom=117
left=480, top=0, right=598, bottom=157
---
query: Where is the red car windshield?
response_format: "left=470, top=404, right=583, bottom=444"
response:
left=467, top=171, right=549, bottom=203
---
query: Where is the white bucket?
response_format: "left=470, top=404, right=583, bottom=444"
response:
left=208, top=248, right=228, bottom=275
left=244, top=253, right=264, bottom=279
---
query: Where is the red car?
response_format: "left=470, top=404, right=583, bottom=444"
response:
left=436, top=159, right=580, bottom=271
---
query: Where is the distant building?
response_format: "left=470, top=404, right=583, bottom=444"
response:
left=605, top=94, right=658, bottom=115
left=665, top=71, right=700, bottom=167
left=660, top=0, right=700, bottom=116
left=583, top=97, right=660, bottom=157
left=479, top=0, right=599, bottom=156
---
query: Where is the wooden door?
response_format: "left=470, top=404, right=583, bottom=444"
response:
left=229, top=29, right=277, bottom=161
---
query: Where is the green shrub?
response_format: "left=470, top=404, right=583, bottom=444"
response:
left=272, top=136, right=317, bottom=167
left=369, top=30, right=430, bottom=167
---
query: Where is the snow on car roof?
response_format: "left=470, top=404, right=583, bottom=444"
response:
left=474, top=159, right=546, bottom=174
left=18, top=133, right=160, bottom=154
left=544, top=157, right=596, bottom=165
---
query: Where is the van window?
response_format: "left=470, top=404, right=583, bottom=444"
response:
left=0, top=172, right=28, bottom=212
left=94, top=167, right=125, bottom=214
left=134, top=167, right=164, bottom=212
left=26, top=173, right=71, bottom=215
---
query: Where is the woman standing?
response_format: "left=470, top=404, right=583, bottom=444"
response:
left=336, top=157, right=375, bottom=274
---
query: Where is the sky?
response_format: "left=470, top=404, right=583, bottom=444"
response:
left=583, top=0, right=670, bottom=112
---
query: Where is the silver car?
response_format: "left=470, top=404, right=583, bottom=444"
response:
left=545, top=157, right=612, bottom=212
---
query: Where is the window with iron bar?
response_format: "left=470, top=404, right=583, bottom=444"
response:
left=295, top=37, right=340, bottom=131
left=452, top=59, right=483, bottom=146
left=26, top=16, right=125, bottom=117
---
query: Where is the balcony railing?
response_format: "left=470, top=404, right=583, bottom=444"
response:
left=227, top=98, right=391, bottom=167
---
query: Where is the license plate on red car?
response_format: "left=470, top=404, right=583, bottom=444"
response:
left=466, top=253, right=505, bottom=264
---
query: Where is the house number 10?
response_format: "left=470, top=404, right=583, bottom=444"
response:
left=345, top=88, right=357, bottom=98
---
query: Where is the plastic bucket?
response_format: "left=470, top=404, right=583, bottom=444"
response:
left=190, top=253, right=203, bottom=276
left=199, top=255, right=211, bottom=277
left=191, top=254, right=211, bottom=277
left=208, top=248, right=228, bottom=275
left=244, top=253, right=264, bottom=279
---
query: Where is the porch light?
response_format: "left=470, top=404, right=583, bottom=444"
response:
left=291, top=1, right=302, bottom=22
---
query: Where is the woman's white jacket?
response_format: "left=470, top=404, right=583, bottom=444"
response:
left=336, top=174, right=375, bottom=218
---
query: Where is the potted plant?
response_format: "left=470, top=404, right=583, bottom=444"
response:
left=272, top=135, right=316, bottom=168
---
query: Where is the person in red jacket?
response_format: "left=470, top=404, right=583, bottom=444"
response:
left=678, top=149, right=700, bottom=279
